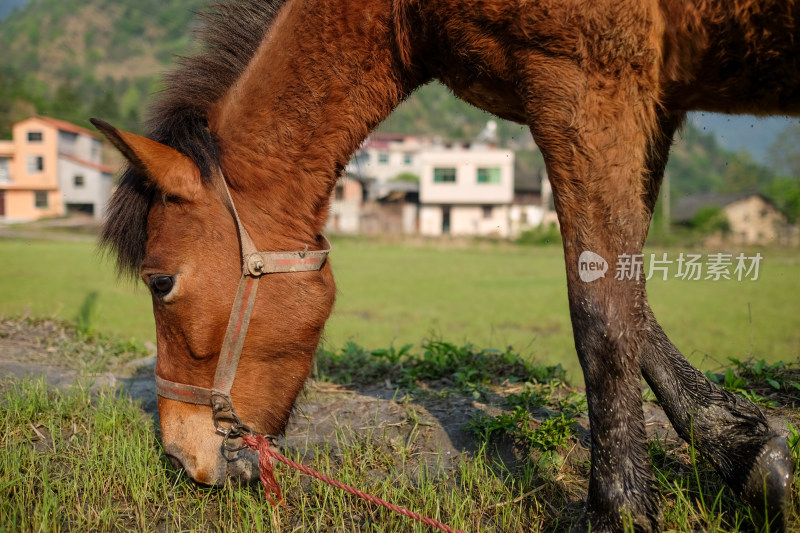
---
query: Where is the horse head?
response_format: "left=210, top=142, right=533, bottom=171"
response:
left=93, top=119, right=336, bottom=485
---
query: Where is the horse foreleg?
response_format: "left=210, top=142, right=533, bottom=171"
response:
left=526, top=66, right=664, bottom=532
left=638, top=112, right=794, bottom=532
left=640, top=312, right=793, bottom=530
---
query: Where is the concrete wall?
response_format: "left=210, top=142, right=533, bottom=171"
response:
left=57, top=158, right=112, bottom=218
left=327, top=177, right=364, bottom=234
left=11, top=119, right=59, bottom=190
left=509, top=204, right=546, bottom=237
left=419, top=204, right=511, bottom=237
left=725, top=196, right=786, bottom=245
left=419, top=148, right=513, bottom=205
left=1, top=188, right=63, bottom=221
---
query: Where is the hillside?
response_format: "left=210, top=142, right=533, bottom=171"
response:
left=0, top=0, right=205, bottom=133
left=0, top=0, right=792, bottom=211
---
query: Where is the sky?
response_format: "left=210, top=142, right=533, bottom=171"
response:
left=0, top=0, right=28, bottom=20
left=689, top=113, right=799, bottom=165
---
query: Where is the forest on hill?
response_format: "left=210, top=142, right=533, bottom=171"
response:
left=1, top=0, right=798, bottom=221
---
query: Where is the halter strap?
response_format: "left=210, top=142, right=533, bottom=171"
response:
left=154, top=171, right=331, bottom=441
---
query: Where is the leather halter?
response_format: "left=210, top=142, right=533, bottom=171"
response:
left=155, top=171, right=331, bottom=445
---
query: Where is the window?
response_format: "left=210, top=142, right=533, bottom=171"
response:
left=482, top=205, right=493, bottom=219
left=403, top=153, right=413, bottom=165
left=34, top=191, right=48, bottom=208
left=433, top=167, right=456, bottom=183
left=91, top=139, right=102, bottom=160
left=74, top=175, right=85, bottom=187
left=0, top=158, right=10, bottom=183
left=58, top=131, right=78, bottom=156
left=27, top=131, right=43, bottom=143
left=477, top=167, right=501, bottom=184
left=377, top=152, right=390, bottom=164
left=27, top=156, right=44, bottom=173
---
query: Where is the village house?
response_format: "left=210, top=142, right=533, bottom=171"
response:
left=673, top=192, right=797, bottom=246
left=417, top=144, right=514, bottom=237
left=339, top=133, right=531, bottom=237
left=0, top=116, right=113, bottom=222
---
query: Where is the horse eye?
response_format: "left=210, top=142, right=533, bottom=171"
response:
left=151, top=276, right=175, bottom=296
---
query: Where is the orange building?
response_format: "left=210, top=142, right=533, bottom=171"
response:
left=0, top=116, right=113, bottom=221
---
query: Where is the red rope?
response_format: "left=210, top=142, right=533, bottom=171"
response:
left=242, top=434, right=465, bottom=533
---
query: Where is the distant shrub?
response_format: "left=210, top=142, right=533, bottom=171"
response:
left=688, top=206, right=731, bottom=234
left=516, top=223, right=562, bottom=246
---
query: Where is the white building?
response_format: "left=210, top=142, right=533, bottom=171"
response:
left=343, top=133, right=517, bottom=237
left=418, top=146, right=514, bottom=237
left=345, top=134, right=430, bottom=187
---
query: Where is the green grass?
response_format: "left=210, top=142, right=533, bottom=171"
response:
left=0, top=378, right=549, bottom=532
left=0, top=237, right=798, bottom=379
left=1, top=235, right=798, bottom=530
left=2, top=330, right=799, bottom=532
left=0, top=239, right=155, bottom=345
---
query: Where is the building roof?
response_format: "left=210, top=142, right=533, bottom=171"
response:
left=61, top=153, right=115, bottom=174
left=673, top=192, right=772, bottom=221
left=23, top=116, right=101, bottom=139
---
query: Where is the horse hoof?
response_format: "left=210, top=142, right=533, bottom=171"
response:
left=739, top=435, right=794, bottom=532
left=571, top=506, right=660, bottom=533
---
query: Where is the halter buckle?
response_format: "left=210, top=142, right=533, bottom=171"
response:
left=246, top=254, right=265, bottom=276
left=211, top=391, right=253, bottom=448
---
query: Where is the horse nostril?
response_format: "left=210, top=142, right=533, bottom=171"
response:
left=165, top=453, right=184, bottom=471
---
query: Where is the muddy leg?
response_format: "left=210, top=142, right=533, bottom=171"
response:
left=525, top=67, right=665, bottom=532
left=640, top=315, right=793, bottom=530
left=640, top=112, right=794, bottom=531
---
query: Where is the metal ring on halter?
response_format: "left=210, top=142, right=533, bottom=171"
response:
left=220, top=424, right=255, bottom=453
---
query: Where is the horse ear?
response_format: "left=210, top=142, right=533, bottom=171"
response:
left=89, top=118, right=202, bottom=201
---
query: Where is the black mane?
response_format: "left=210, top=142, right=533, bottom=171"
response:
left=100, top=0, right=287, bottom=277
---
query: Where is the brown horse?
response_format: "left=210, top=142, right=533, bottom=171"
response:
left=92, top=0, right=797, bottom=531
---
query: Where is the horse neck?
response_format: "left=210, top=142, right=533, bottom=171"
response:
left=209, top=0, right=422, bottom=248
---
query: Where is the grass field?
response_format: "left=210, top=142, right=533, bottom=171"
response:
left=1, top=320, right=799, bottom=532
left=0, top=236, right=798, bottom=379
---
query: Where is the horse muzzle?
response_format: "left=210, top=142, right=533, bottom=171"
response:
left=159, top=398, right=260, bottom=486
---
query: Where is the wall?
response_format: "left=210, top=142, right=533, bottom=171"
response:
left=2, top=188, right=63, bottom=221
left=419, top=148, right=513, bottom=205
left=419, top=204, right=511, bottom=237
left=11, top=119, right=59, bottom=190
left=419, top=205, right=443, bottom=236
left=57, top=158, right=112, bottom=217
left=327, top=177, right=364, bottom=234
left=725, top=196, right=784, bottom=245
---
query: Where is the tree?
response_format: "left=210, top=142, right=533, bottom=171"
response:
left=765, top=177, right=800, bottom=224
left=48, top=81, right=84, bottom=124
left=90, top=90, right=120, bottom=124
left=722, top=151, right=774, bottom=193
left=768, top=123, right=800, bottom=178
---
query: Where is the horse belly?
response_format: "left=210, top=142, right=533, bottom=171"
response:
left=450, top=79, right=528, bottom=124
